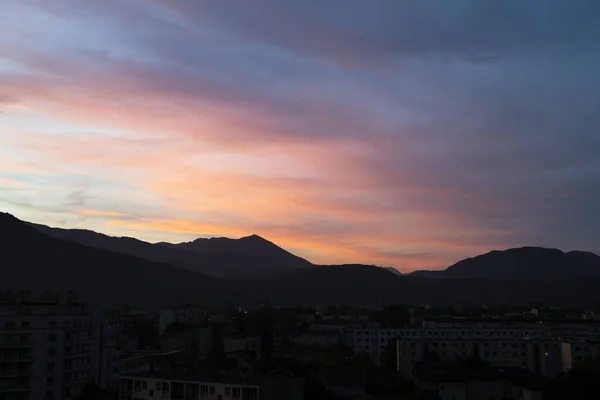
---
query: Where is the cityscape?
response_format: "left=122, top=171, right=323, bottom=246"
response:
left=2, top=1, right=600, bottom=400
left=1, top=213, right=600, bottom=400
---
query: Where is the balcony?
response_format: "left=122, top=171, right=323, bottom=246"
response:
left=0, top=382, right=31, bottom=393
left=0, top=356, right=34, bottom=363
left=0, top=343, right=35, bottom=349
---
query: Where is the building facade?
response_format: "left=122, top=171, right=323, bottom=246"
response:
left=119, top=372, right=304, bottom=400
left=0, top=291, right=118, bottom=400
left=353, top=326, right=572, bottom=377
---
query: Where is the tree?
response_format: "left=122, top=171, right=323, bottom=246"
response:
left=75, top=383, right=117, bottom=400
left=375, top=305, right=411, bottom=328
left=304, top=378, right=338, bottom=400
left=544, top=357, right=600, bottom=400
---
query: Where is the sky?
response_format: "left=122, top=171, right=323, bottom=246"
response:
left=1, top=0, right=600, bottom=271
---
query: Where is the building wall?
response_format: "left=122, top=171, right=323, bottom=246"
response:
left=354, top=325, right=588, bottom=374
left=120, top=377, right=260, bottom=400
left=0, top=291, right=109, bottom=400
left=158, top=308, right=207, bottom=336
left=160, top=327, right=212, bottom=358
left=394, top=337, right=570, bottom=378
left=571, top=341, right=600, bottom=365
left=223, top=337, right=261, bottom=357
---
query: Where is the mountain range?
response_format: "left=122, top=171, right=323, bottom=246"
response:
left=411, top=247, right=600, bottom=280
left=33, top=223, right=312, bottom=279
left=2, top=212, right=600, bottom=306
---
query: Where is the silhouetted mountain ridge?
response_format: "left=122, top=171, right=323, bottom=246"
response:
left=3, top=213, right=600, bottom=306
left=1, top=213, right=221, bottom=305
left=411, top=246, right=600, bottom=280
left=32, top=223, right=312, bottom=279
left=158, top=233, right=310, bottom=269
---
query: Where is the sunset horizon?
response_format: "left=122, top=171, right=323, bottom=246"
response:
left=2, top=0, right=599, bottom=272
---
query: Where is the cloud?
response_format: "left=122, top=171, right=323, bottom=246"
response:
left=74, top=210, right=126, bottom=218
left=161, top=0, right=600, bottom=65
left=1, top=0, right=599, bottom=269
left=0, top=176, right=27, bottom=187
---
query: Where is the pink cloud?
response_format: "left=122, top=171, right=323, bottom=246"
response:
left=2, top=0, right=576, bottom=270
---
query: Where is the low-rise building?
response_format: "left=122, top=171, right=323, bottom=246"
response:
left=160, top=324, right=212, bottom=359
left=223, top=336, right=261, bottom=358
left=158, top=307, right=208, bottom=336
left=119, top=371, right=304, bottom=400
left=416, top=364, right=547, bottom=400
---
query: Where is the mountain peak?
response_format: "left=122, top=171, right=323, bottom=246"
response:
left=240, top=234, right=265, bottom=241
left=413, top=246, right=600, bottom=280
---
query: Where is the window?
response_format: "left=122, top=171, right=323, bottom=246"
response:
left=47, top=362, right=54, bottom=371
left=162, top=382, right=169, bottom=392
left=134, top=381, right=141, bottom=391
left=242, top=387, right=258, bottom=400
left=142, top=381, right=148, bottom=389
left=5, top=321, right=14, bottom=329
left=45, top=391, right=53, bottom=398
left=49, top=321, right=57, bottom=328
left=46, top=376, right=54, bottom=384
left=47, top=348, right=55, bottom=356
left=225, top=387, right=231, bottom=396
left=48, top=334, right=56, bottom=342
left=156, top=382, right=161, bottom=391
left=232, top=387, right=241, bottom=398
left=149, top=389, right=154, bottom=397
left=21, top=321, right=30, bottom=328
left=209, top=386, right=215, bottom=395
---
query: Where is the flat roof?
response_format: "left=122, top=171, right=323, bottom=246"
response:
left=121, top=371, right=300, bottom=385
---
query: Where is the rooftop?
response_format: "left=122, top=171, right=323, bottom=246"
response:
left=121, top=370, right=301, bottom=385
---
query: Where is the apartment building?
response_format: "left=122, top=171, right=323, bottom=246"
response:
left=158, top=308, right=208, bottom=336
left=0, top=291, right=118, bottom=400
left=119, top=371, right=304, bottom=400
left=354, top=318, right=600, bottom=370
left=353, top=326, right=571, bottom=377
left=396, top=336, right=571, bottom=378
left=223, top=336, right=261, bottom=358
left=570, top=340, right=600, bottom=365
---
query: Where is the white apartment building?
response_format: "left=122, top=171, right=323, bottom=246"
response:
left=353, top=326, right=571, bottom=377
left=119, top=372, right=304, bottom=400
left=0, top=291, right=118, bottom=400
left=396, top=336, right=571, bottom=378
left=354, top=319, right=600, bottom=370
